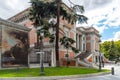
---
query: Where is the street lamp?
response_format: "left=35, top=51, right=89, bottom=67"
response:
left=49, top=18, right=57, bottom=67
left=98, top=40, right=101, bottom=71
left=99, top=51, right=101, bottom=71
left=66, top=41, right=70, bottom=67
left=39, top=31, right=44, bottom=75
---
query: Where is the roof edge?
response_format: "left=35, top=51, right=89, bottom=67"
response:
left=0, top=18, right=31, bottom=31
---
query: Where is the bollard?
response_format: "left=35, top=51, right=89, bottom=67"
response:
left=111, top=67, right=114, bottom=75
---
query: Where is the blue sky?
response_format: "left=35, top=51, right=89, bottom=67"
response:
left=64, top=0, right=120, bottom=42
left=0, top=0, right=120, bottom=42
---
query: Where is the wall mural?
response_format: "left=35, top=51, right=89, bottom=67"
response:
left=1, top=26, right=29, bottom=67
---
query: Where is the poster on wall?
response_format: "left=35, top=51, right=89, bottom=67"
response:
left=2, top=26, right=29, bottom=67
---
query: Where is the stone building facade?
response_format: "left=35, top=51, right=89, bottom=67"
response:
left=75, top=26, right=105, bottom=68
left=7, top=2, right=103, bottom=68
left=8, top=3, right=77, bottom=67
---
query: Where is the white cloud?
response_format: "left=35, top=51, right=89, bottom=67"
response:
left=64, top=0, right=120, bottom=41
left=102, top=38, right=113, bottom=43
left=71, top=0, right=120, bottom=42
left=6, top=0, right=18, bottom=10
left=63, top=0, right=113, bottom=11
left=83, top=0, right=120, bottom=37
left=0, top=0, right=119, bottom=42
left=0, top=0, right=30, bottom=19
left=92, top=25, right=108, bottom=33
left=114, top=31, right=120, bottom=41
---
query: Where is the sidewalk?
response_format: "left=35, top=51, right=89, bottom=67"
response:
left=102, top=63, right=116, bottom=70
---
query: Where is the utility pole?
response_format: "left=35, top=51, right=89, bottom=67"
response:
left=55, top=0, right=61, bottom=66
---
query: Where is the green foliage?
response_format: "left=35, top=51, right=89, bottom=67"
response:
left=101, top=41, right=110, bottom=59
left=115, top=40, right=120, bottom=60
left=72, top=5, right=84, bottom=13
left=37, top=25, right=50, bottom=39
left=101, top=40, right=120, bottom=61
left=60, top=36, right=79, bottom=53
left=29, top=0, right=88, bottom=26
left=71, top=46, right=79, bottom=53
left=60, top=36, right=74, bottom=48
left=29, top=0, right=87, bottom=54
left=108, top=40, right=116, bottom=60
left=49, top=34, right=55, bottom=43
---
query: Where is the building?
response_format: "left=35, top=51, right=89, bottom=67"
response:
left=7, top=1, right=103, bottom=68
left=75, top=26, right=105, bottom=68
left=0, top=18, right=30, bottom=68
left=8, top=2, right=77, bottom=67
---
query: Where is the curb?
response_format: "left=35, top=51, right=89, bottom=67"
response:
left=0, top=72, right=111, bottom=80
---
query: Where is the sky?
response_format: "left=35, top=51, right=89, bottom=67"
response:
left=0, top=0, right=120, bottom=42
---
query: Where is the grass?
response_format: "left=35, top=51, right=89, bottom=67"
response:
left=0, top=67, right=109, bottom=77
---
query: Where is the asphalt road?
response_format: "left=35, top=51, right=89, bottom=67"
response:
left=64, top=75, right=120, bottom=80
left=60, top=63, right=120, bottom=80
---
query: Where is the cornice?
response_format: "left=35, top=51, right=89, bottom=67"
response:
left=0, top=18, right=31, bottom=31
left=76, top=27, right=101, bottom=37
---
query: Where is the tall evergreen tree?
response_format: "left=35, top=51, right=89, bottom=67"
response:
left=29, top=0, right=87, bottom=66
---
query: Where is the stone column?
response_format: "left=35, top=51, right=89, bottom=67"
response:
left=91, top=35, right=95, bottom=67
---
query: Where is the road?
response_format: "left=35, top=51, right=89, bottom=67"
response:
left=60, top=63, right=120, bottom=80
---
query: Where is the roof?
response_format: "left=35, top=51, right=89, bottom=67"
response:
left=0, top=18, right=31, bottom=31
left=76, top=27, right=101, bottom=37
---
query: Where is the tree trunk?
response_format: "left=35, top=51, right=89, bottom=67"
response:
left=55, top=0, right=61, bottom=67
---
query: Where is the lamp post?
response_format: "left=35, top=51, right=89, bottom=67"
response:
left=39, top=31, right=44, bottom=75
left=49, top=18, right=57, bottom=67
left=99, top=51, right=101, bottom=71
left=66, top=44, right=70, bottom=67
left=98, top=40, right=101, bottom=71
left=65, top=38, right=70, bottom=67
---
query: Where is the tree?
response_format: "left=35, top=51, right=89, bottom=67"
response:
left=108, top=40, right=116, bottom=60
left=101, top=41, right=111, bottom=59
left=114, top=40, right=120, bottom=63
left=101, top=40, right=120, bottom=62
left=101, top=40, right=117, bottom=61
left=29, top=0, right=88, bottom=66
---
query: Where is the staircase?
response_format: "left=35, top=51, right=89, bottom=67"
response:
left=75, top=51, right=93, bottom=68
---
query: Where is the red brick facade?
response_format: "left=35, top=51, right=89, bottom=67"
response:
left=8, top=4, right=76, bottom=66
left=8, top=2, right=103, bottom=67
